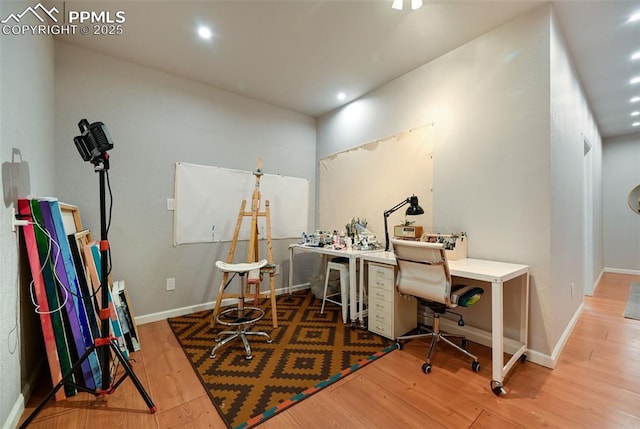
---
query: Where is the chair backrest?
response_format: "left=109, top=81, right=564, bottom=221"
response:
left=391, top=238, right=453, bottom=308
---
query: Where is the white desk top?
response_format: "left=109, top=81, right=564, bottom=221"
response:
left=290, top=243, right=380, bottom=258
left=360, top=251, right=529, bottom=283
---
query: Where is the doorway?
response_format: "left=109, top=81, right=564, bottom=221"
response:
left=583, top=136, right=594, bottom=295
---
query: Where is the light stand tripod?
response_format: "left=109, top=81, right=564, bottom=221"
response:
left=20, top=153, right=156, bottom=427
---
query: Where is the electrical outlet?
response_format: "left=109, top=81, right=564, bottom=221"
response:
left=274, top=264, right=280, bottom=275
left=11, top=207, right=29, bottom=232
left=166, top=278, right=176, bottom=291
left=166, top=198, right=175, bottom=211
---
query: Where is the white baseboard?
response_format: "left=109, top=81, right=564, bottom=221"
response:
left=417, top=303, right=584, bottom=371
left=2, top=393, right=24, bottom=429
left=3, top=359, right=44, bottom=429
left=589, top=269, right=605, bottom=295
left=135, top=283, right=311, bottom=325
left=5, top=356, right=49, bottom=429
left=604, top=267, right=640, bottom=276
left=418, top=314, right=535, bottom=362
left=542, top=301, right=584, bottom=369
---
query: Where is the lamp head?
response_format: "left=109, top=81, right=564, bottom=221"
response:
left=405, top=195, right=424, bottom=216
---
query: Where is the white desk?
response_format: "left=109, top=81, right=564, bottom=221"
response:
left=359, top=251, right=529, bottom=395
left=288, top=244, right=377, bottom=325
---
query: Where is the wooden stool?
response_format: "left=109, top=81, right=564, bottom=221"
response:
left=210, top=260, right=272, bottom=360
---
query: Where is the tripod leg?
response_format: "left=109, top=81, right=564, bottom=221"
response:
left=109, top=341, right=156, bottom=412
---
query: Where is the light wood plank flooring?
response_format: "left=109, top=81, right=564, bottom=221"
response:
left=19, top=272, right=640, bottom=428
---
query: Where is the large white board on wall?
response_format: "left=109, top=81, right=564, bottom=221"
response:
left=318, top=124, right=434, bottom=241
left=173, top=162, right=309, bottom=245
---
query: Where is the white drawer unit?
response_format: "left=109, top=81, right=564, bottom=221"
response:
left=367, top=262, right=417, bottom=340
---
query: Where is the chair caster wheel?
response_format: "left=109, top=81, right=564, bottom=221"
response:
left=457, top=319, right=465, bottom=326
left=422, top=363, right=432, bottom=374
left=395, top=341, right=403, bottom=350
left=471, top=361, right=480, bottom=372
left=491, top=380, right=506, bottom=396
left=520, top=354, right=527, bottom=363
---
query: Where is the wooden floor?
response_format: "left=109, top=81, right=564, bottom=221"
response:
left=19, top=272, right=640, bottom=428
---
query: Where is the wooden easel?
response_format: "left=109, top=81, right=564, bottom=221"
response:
left=211, top=158, right=278, bottom=328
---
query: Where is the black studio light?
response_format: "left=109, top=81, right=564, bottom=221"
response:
left=73, top=119, right=114, bottom=164
left=20, top=119, right=156, bottom=428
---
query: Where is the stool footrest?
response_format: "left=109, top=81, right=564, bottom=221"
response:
left=216, top=306, right=264, bottom=327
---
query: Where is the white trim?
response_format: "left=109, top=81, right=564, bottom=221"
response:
left=135, top=283, right=311, bottom=325
left=2, top=393, right=24, bottom=429
left=604, top=267, right=640, bottom=276
left=544, top=301, right=584, bottom=369
left=590, top=269, right=605, bottom=295
left=417, top=301, right=584, bottom=370
left=6, top=356, right=47, bottom=429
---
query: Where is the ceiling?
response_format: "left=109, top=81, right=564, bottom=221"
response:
left=51, top=1, right=640, bottom=139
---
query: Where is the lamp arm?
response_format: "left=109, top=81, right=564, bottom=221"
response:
left=384, top=198, right=410, bottom=251
left=383, top=198, right=410, bottom=218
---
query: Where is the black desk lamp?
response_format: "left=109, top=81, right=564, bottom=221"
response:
left=383, top=194, right=424, bottom=251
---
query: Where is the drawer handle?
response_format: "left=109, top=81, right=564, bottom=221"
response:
left=376, top=292, right=385, bottom=298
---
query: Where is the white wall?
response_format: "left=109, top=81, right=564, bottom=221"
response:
left=0, top=1, right=56, bottom=425
left=318, top=4, right=602, bottom=359
left=603, top=132, right=640, bottom=271
left=549, top=10, right=603, bottom=347
left=53, top=42, right=317, bottom=318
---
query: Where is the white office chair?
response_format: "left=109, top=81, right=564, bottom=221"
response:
left=391, top=238, right=483, bottom=374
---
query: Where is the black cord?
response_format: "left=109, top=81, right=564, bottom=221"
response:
left=106, top=170, right=113, bottom=276
left=106, top=169, right=113, bottom=234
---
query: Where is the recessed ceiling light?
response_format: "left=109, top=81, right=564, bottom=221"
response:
left=632, top=76, right=640, bottom=84
left=411, top=0, right=423, bottom=10
left=337, top=92, right=346, bottom=101
left=633, top=122, right=640, bottom=127
left=630, top=11, right=640, bottom=22
left=632, top=96, right=640, bottom=103
left=632, top=111, right=640, bottom=116
left=198, top=26, right=212, bottom=40
left=633, top=51, right=640, bottom=60
left=391, top=0, right=403, bottom=10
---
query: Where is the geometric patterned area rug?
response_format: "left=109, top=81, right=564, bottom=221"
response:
left=168, top=291, right=394, bottom=428
left=624, top=282, right=640, bottom=320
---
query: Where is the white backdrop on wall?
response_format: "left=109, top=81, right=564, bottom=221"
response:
left=173, top=162, right=309, bottom=245
left=318, top=124, right=434, bottom=242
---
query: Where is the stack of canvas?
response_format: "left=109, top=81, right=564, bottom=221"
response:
left=17, top=198, right=140, bottom=400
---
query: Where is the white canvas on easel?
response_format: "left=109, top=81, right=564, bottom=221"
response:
left=173, top=162, right=309, bottom=245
